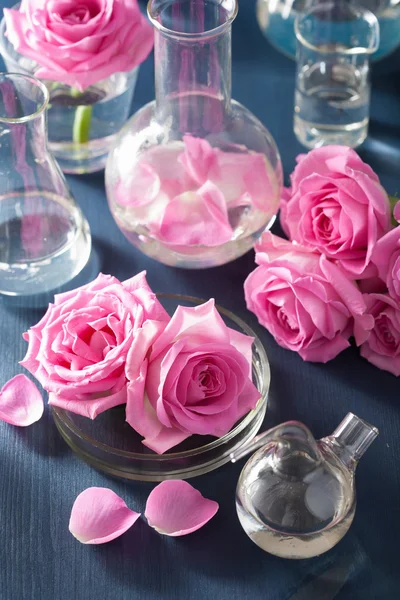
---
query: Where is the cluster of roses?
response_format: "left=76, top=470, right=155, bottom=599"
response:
left=245, top=146, right=400, bottom=376
left=19, top=272, right=260, bottom=453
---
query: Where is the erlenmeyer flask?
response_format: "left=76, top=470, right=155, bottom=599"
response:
left=0, top=73, right=91, bottom=296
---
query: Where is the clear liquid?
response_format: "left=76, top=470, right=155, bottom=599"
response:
left=294, top=62, right=370, bottom=148
left=0, top=191, right=91, bottom=296
left=111, top=141, right=279, bottom=269
left=236, top=447, right=355, bottom=559
left=47, top=72, right=137, bottom=174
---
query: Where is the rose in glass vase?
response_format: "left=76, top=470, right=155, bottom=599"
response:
left=0, top=0, right=153, bottom=173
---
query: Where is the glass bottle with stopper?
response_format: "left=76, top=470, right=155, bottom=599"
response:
left=106, top=0, right=282, bottom=269
left=231, top=413, right=379, bottom=559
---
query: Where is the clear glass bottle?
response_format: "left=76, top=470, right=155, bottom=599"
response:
left=294, top=2, right=379, bottom=149
left=106, top=0, right=282, bottom=269
left=232, top=413, right=379, bottom=559
left=0, top=6, right=141, bottom=174
left=0, top=73, right=91, bottom=296
left=256, top=0, right=400, bottom=62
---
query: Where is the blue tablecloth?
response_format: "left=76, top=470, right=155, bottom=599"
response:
left=1, top=1, right=399, bottom=598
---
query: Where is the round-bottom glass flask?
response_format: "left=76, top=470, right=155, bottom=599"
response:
left=106, top=0, right=282, bottom=269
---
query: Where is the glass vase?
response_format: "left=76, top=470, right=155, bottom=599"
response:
left=0, top=11, right=139, bottom=174
left=0, top=73, right=91, bottom=296
left=106, top=0, right=282, bottom=269
left=256, top=0, right=400, bottom=62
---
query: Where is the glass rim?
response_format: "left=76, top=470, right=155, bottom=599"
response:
left=294, top=1, right=380, bottom=55
left=52, top=293, right=270, bottom=462
left=147, top=0, right=238, bottom=40
left=0, top=72, right=49, bottom=123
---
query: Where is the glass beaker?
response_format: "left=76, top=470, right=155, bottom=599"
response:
left=294, top=2, right=380, bottom=149
left=232, top=413, right=379, bottom=559
left=256, top=0, right=400, bottom=62
left=0, top=73, right=91, bottom=296
left=106, top=0, right=282, bottom=269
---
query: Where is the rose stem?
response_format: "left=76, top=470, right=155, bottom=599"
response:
left=70, top=88, right=92, bottom=145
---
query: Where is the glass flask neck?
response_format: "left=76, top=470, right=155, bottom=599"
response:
left=321, top=413, right=379, bottom=471
left=0, top=74, right=50, bottom=187
left=149, top=0, right=237, bottom=134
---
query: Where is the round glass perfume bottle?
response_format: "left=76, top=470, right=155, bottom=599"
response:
left=0, top=73, right=91, bottom=297
left=106, top=0, right=282, bottom=269
left=232, top=413, right=379, bottom=559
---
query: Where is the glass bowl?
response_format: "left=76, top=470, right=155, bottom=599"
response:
left=52, top=294, right=270, bottom=481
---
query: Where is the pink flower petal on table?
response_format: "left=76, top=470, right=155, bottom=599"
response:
left=145, top=480, right=219, bottom=536
left=69, top=487, right=140, bottom=545
left=0, top=374, right=44, bottom=426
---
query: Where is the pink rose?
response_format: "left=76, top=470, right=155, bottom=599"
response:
left=4, top=0, right=153, bottom=90
left=360, top=294, right=400, bottom=376
left=20, top=272, right=169, bottom=418
left=244, top=233, right=374, bottom=363
left=280, top=146, right=391, bottom=278
left=371, top=216, right=400, bottom=303
left=125, top=300, right=260, bottom=454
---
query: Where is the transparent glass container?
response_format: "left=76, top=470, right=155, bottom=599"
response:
left=52, top=294, right=270, bottom=481
left=294, top=2, right=379, bottom=149
left=0, top=73, right=91, bottom=297
left=232, top=413, right=379, bottom=559
left=0, top=11, right=140, bottom=174
left=106, top=0, right=282, bottom=269
left=256, top=0, right=400, bottom=62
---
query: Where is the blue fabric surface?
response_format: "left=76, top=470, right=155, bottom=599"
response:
left=1, top=1, right=400, bottom=598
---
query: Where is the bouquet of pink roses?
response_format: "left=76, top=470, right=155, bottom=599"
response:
left=245, top=146, right=400, bottom=376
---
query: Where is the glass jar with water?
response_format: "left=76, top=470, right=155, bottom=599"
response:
left=293, top=2, right=380, bottom=148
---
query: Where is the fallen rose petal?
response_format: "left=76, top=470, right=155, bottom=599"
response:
left=0, top=374, right=44, bottom=426
left=145, top=480, right=219, bottom=536
left=69, top=487, right=140, bottom=545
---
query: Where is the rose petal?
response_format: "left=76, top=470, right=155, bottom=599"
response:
left=69, top=487, right=140, bottom=545
left=145, top=480, right=219, bottom=536
left=0, top=374, right=44, bottom=426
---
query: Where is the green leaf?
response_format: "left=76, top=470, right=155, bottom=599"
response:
left=73, top=105, right=92, bottom=144
left=389, top=195, right=399, bottom=228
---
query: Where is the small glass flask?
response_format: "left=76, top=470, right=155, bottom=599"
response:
left=232, top=413, right=379, bottom=559
left=0, top=73, right=91, bottom=297
left=106, top=0, right=282, bottom=269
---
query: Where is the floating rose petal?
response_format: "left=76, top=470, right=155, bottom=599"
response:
left=69, top=487, right=140, bottom=544
left=145, top=480, right=219, bottom=536
left=157, top=182, right=233, bottom=246
left=0, top=374, right=44, bottom=426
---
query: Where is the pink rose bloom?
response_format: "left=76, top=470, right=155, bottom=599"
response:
left=125, top=300, right=260, bottom=453
left=244, top=233, right=374, bottom=363
left=20, top=272, right=169, bottom=418
left=371, top=211, right=400, bottom=303
left=4, top=0, right=154, bottom=91
left=280, top=146, right=391, bottom=279
left=360, top=294, right=400, bottom=376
